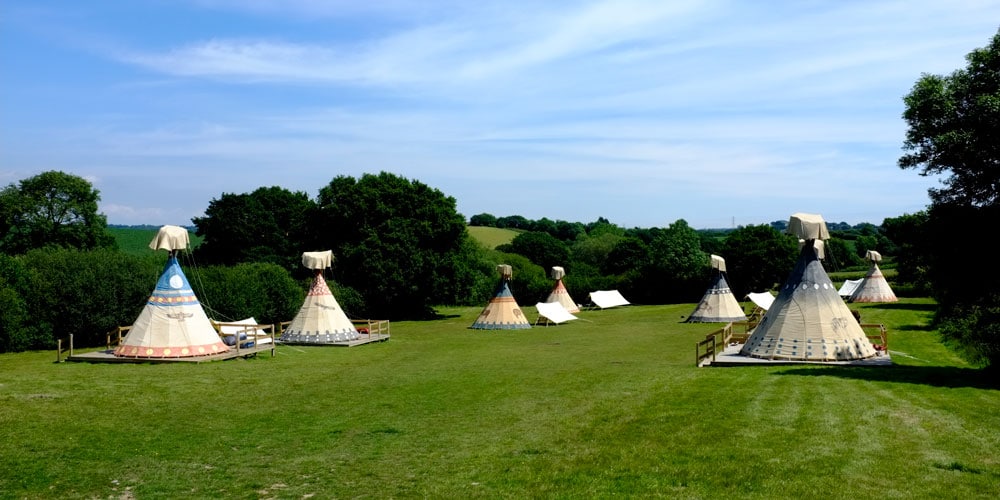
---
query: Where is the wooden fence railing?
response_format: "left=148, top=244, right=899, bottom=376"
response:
left=696, top=322, right=889, bottom=366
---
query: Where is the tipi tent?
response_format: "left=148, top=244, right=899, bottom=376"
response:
left=850, top=250, right=898, bottom=303
left=470, top=265, right=531, bottom=330
left=686, top=254, right=747, bottom=323
left=740, top=213, right=877, bottom=361
left=114, top=225, right=230, bottom=359
left=544, top=266, right=580, bottom=313
left=280, top=251, right=360, bottom=343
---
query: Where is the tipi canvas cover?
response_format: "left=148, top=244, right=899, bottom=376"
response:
left=545, top=266, right=580, bottom=313
left=849, top=250, right=898, bottom=303
left=740, top=214, right=877, bottom=361
left=280, top=251, right=360, bottom=343
left=115, top=226, right=230, bottom=359
left=471, top=265, right=531, bottom=330
left=687, top=255, right=747, bottom=323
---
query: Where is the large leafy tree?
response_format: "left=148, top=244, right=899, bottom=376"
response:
left=193, top=186, right=317, bottom=272
left=0, top=171, right=114, bottom=254
left=630, top=219, right=707, bottom=304
left=721, top=224, right=798, bottom=298
left=899, top=29, right=1000, bottom=367
left=899, top=29, right=1000, bottom=206
left=497, top=231, right=570, bottom=271
left=315, top=172, right=475, bottom=319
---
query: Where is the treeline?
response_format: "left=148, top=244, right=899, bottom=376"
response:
left=0, top=169, right=908, bottom=354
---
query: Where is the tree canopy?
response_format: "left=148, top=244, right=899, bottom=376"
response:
left=193, top=186, right=316, bottom=272
left=315, top=172, right=478, bottom=319
left=899, top=29, right=1000, bottom=367
left=0, top=171, right=114, bottom=254
left=721, top=224, right=798, bottom=298
left=900, top=28, right=1000, bottom=208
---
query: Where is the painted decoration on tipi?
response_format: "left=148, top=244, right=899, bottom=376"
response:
left=280, top=251, right=360, bottom=343
left=850, top=250, right=898, bottom=303
left=686, top=255, right=747, bottom=323
left=115, top=225, right=230, bottom=358
left=470, top=264, right=531, bottom=330
left=740, top=213, right=877, bottom=361
left=544, top=266, right=580, bottom=313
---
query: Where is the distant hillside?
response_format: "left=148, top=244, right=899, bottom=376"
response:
left=109, top=226, right=203, bottom=255
left=467, top=226, right=520, bottom=249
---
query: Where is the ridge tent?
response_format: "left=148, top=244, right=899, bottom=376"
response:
left=740, top=213, right=877, bottom=361
left=686, top=254, right=747, bottom=323
left=535, top=301, right=579, bottom=325
left=838, top=279, right=863, bottom=298
left=544, top=266, right=580, bottom=313
left=114, top=225, right=230, bottom=359
left=470, top=265, right=531, bottom=330
left=849, top=250, right=898, bottom=303
left=588, top=290, right=630, bottom=309
left=280, top=251, right=361, bottom=344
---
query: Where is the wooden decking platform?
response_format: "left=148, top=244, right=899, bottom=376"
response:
left=278, top=332, right=390, bottom=347
left=705, top=343, right=893, bottom=367
left=66, top=343, right=275, bottom=364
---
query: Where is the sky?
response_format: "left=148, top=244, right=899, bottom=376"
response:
left=2, top=1, right=998, bottom=230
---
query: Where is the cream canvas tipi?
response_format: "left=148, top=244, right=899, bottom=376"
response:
left=687, top=255, right=747, bottom=323
left=280, top=251, right=360, bottom=343
left=740, top=214, right=877, bottom=361
left=470, top=265, right=531, bottom=330
left=849, top=250, right=898, bottom=303
left=115, top=225, right=230, bottom=359
left=544, top=266, right=580, bottom=313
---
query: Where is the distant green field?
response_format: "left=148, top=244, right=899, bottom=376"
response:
left=109, top=226, right=203, bottom=255
left=467, top=225, right=520, bottom=249
left=2, top=298, right=997, bottom=498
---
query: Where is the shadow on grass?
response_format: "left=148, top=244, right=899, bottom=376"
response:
left=895, top=324, right=935, bottom=332
left=864, top=302, right=937, bottom=312
left=776, top=365, right=999, bottom=390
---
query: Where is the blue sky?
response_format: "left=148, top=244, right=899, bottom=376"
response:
left=2, top=1, right=998, bottom=229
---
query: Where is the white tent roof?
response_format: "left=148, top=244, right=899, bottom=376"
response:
left=747, top=291, right=775, bottom=311
left=535, top=302, right=579, bottom=325
left=838, top=279, right=863, bottom=298
left=589, top=290, right=630, bottom=309
left=302, top=250, right=333, bottom=270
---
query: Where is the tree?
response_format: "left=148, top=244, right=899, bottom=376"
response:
left=315, top=172, right=472, bottom=319
left=0, top=171, right=115, bottom=254
left=633, top=219, right=707, bottom=304
left=881, top=212, right=930, bottom=289
left=498, top=231, right=570, bottom=271
left=899, top=29, right=1000, bottom=367
left=721, top=224, right=798, bottom=298
left=899, top=29, right=1000, bottom=207
left=193, top=186, right=317, bottom=272
left=469, top=213, right=497, bottom=227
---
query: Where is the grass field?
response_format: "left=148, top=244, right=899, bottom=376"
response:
left=467, top=226, right=520, bottom=249
left=109, top=226, right=203, bottom=255
left=2, top=298, right=998, bottom=498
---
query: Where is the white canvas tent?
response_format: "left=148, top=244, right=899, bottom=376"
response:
left=849, top=250, right=898, bottom=303
left=588, top=290, right=630, bottom=309
left=747, top=292, right=776, bottom=311
left=280, top=251, right=360, bottom=343
left=838, top=279, right=863, bottom=298
left=545, top=266, right=580, bottom=313
left=470, top=265, right=531, bottom=330
left=686, top=255, right=747, bottom=323
left=740, top=214, right=877, bottom=362
left=535, top=301, right=579, bottom=325
left=115, top=225, right=230, bottom=359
